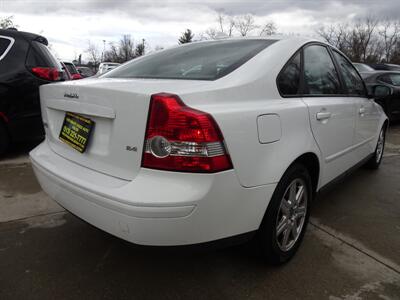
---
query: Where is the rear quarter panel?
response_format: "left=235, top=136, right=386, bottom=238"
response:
left=177, top=38, right=322, bottom=188
left=180, top=64, right=321, bottom=188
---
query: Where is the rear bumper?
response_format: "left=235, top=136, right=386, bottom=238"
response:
left=30, top=141, right=277, bottom=246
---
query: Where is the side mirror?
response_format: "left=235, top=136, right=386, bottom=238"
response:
left=368, top=84, right=393, bottom=99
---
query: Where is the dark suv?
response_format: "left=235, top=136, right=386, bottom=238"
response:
left=0, top=29, right=64, bottom=155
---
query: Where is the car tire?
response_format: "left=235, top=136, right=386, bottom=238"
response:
left=366, top=126, right=386, bottom=169
left=0, top=121, right=10, bottom=156
left=257, top=163, right=312, bottom=265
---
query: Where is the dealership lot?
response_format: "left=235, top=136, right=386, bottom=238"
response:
left=0, top=125, right=399, bottom=300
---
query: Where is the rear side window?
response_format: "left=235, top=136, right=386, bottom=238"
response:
left=333, top=51, right=366, bottom=96
left=26, top=41, right=62, bottom=70
left=379, top=73, right=400, bottom=86
left=277, top=52, right=301, bottom=96
left=303, top=45, right=341, bottom=95
left=0, top=36, right=13, bottom=61
left=104, top=39, right=277, bottom=81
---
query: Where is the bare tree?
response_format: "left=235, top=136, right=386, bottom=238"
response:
left=86, top=41, right=101, bottom=71
left=103, top=35, right=137, bottom=63
left=316, top=24, right=349, bottom=53
left=202, top=28, right=218, bottom=40
left=352, top=17, right=379, bottom=62
left=379, top=20, right=400, bottom=62
left=217, top=13, right=235, bottom=37
left=0, top=16, right=17, bottom=29
left=119, top=35, right=135, bottom=62
left=317, top=17, right=384, bottom=63
left=259, top=22, right=277, bottom=36
left=202, top=13, right=276, bottom=40
left=135, top=39, right=146, bottom=57
left=217, top=13, right=225, bottom=33
left=234, top=14, right=258, bottom=36
left=104, top=42, right=121, bottom=63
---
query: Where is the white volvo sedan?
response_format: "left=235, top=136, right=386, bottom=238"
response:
left=30, top=37, right=389, bottom=264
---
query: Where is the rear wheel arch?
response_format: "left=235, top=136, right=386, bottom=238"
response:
left=383, top=119, right=389, bottom=131
left=287, top=152, right=320, bottom=197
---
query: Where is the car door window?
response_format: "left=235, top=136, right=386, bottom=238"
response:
left=303, top=45, right=341, bottom=95
left=377, top=74, right=393, bottom=85
left=277, top=51, right=301, bottom=96
left=388, top=74, right=400, bottom=86
left=332, top=50, right=366, bottom=96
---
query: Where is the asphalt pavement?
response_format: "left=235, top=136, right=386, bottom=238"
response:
left=0, top=125, right=399, bottom=300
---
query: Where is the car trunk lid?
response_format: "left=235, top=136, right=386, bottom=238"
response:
left=39, top=78, right=214, bottom=180
left=40, top=80, right=155, bottom=180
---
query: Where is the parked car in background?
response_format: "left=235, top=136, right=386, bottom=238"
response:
left=76, top=66, right=95, bottom=78
left=353, top=63, right=375, bottom=74
left=97, top=62, right=120, bottom=75
left=369, top=63, right=400, bottom=71
left=363, top=71, right=400, bottom=121
left=353, top=63, right=375, bottom=79
left=60, top=62, right=73, bottom=80
left=0, top=29, right=64, bottom=155
left=63, top=61, right=82, bottom=80
left=31, top=37, right=389, bottom=264
left=353, top=62, right=375, bottom=73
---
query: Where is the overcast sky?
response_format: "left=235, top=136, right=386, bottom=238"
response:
left=1, top=0, right=399, bottom=61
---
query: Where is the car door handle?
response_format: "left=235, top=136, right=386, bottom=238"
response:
left=316, top=111, right=332, bottom=121
left=359, top=107, right=366, bottom=115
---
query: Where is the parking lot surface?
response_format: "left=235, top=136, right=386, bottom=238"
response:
left=0, top=125, right=400, bottom=300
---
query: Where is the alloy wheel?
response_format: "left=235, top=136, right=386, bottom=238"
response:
left=376, top=129, right=385, bottom=163
left=275, top=178, right=308, bottom=252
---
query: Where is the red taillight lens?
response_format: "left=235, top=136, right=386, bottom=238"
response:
left=142, top=93, right=233, bottom=173
left=31, top=67, right=60, bottom=81
left=72, top=73, right=82, bottom=80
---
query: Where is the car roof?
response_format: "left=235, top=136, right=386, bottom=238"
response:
left=0, top=29, right=48, bottom=45
left=361, top=70, right=400, bottom=80
left=366, top=70, right=400, bottom=75
left=154, top=35, right=325, bottom=60
left=191, top=35, right=322, bottom=47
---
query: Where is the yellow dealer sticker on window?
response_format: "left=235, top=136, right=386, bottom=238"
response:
left=59, top=112, right=94, bottom=153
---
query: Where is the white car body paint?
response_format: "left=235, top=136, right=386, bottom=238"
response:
left=30, top=37, right=387, bottom=246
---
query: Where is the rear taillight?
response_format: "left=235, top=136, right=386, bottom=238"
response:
left=31, top=67, right=60, bottom=81
left=142, top=93, right=233, bottom=173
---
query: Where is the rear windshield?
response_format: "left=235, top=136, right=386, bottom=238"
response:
left=26, top=41, right=62, bottom=70
left=103, top=39, right=277, bottom=80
